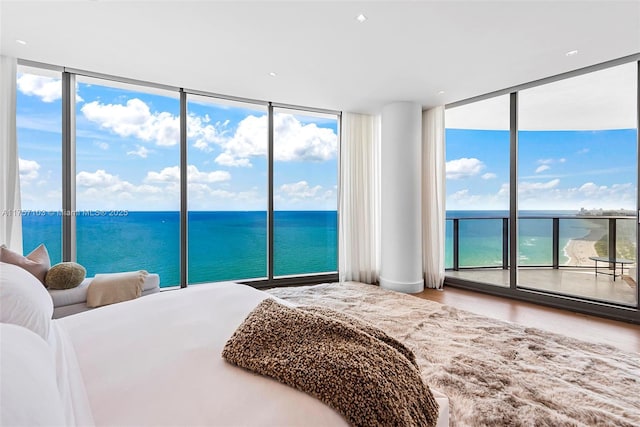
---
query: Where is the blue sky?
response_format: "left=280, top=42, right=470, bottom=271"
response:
left=16, top=63, right=637, bottom=213
left=446, top=128, right=637, bottom=211
left=445, top=62, right=637, bottom=212
left=16, top=71, right=338, bottom=212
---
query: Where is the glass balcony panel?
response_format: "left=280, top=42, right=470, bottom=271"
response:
left=518, top=217, right=553, bottom=266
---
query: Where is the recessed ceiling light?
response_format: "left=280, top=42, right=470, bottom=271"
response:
left=268, top=72, right=277, bottom=77
left=438, top=90, right=445, bottom=95
left=565, top=50, right=579, bottom=57
left=15, top=39, right=27, bottom=45
left=356, top=13, right=367, bottom=23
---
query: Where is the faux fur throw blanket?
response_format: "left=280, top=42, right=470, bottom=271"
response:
left=222, top=298, right=439, bottom=427
left=86, top=270, right=148, bottom=308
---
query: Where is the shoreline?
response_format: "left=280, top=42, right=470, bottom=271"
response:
left=563, top=227, right=606, bottom=267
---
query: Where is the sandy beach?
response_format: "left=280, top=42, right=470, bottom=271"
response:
left=563, top=227, right=606, bottom=267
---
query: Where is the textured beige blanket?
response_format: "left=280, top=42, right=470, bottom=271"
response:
left=223, top=298, right=439, bottom=427
left=86, top=270, right=148, bottom=308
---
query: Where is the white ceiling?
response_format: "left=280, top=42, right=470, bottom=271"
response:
left=1, top=0, right=639, bottom=114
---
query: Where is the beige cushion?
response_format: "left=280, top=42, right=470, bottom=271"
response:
left=0, top=244, right=50, bottom=286
left=45, top=262, right=86, bottom=290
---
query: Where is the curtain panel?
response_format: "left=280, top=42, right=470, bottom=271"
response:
left=0, top=56, right=22, bottom=253
left=338, top=113, right=381, bottom=284
left=422, top=106, right=446, bottom=289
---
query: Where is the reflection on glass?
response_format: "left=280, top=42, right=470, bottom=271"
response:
left=273, top=109, right=338, bottom=276
left=75, top=77, right=180, bottom=287
left=186, top=95, right=267, bottom=283
left=16, top=67, right=63, bottom=263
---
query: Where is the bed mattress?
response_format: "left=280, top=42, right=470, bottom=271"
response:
left=57, top=282, right=449, bottom=426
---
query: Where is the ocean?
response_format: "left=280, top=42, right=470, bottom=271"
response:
left=22, top=211, right=338, bottom=288
left=446, top=210, right=635, bottom=268
left=20, top=210, right=635, bottom=287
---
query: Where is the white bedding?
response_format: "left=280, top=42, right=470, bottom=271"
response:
left=56, top=282, right=448, bottom=426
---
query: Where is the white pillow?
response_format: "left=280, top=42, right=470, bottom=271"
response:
left=0, top=261, right=54, bottom=340
left=0, top=323, right=66, bottom=426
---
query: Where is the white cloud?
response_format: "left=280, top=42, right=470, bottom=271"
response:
left=77, top=169, right=123, bottom=188
left=19, top=158, right=40, bottom=181
left=534, top=158, right=566, bottom=173
left=278, top=181, right=322, bottom=199
left=81, top=99, right=180, bottom=146
left=518, top=179, right=561, bottom=193
left=80, top=98, right=230, bottom=151
left=446, top=157, right=485, bottom=179
left=273, top=114, right=337, bottom=162
left=79, top=99, right=336, bottom=169
left=187, top=114, right=228, bottom=152
left=144, top=165, right=231, bottom=184
left=214, top=114, right=337, bottom=167
left=75, top=169, right=167, bottom=209
left=446, top=188, right=497, bottom=209
left=481, top=173, right=497, bottom=180
left=577, top=148, right=590, bottom=154
left=448, top=178, right=636, bottom=211
left=16, top=74, right=83, bottom=103
left=535, top=164, right=551, bottom=173
left=127, top=145, right=150, bottom=158
left=94, top=141, right=110, bottom=150
left=17, top=74, right=61, bottom=103
left=214, top=152, right=252, bottom=167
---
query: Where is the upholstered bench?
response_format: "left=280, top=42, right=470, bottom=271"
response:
left=49, top=273, right=160, bottom=318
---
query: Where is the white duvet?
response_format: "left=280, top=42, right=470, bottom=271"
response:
left=56, top=282, right=448, bottom=426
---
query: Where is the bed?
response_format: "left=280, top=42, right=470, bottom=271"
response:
left=0, top=261, right=449, bottom=426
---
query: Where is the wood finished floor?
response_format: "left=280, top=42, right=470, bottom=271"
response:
left=414, top=286, right=640, bottom=354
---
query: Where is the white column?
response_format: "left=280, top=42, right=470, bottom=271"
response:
left=380, top=102, right=424, bottom=293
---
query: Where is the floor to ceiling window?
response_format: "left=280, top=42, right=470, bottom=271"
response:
left=445, top=95, right=510, bottom=287
left=186, top=95, right=267, bottom=284
left=273, top=108, right=338, bottom=277
left=14, top=63, right=339, bottom=289
left=75, top=77, right=181, bottom=286
left=445, top=58, right=639, bottom=320
left=517, top=62, right=638, bottom=307
left=16, top=66, right=63, bottom=263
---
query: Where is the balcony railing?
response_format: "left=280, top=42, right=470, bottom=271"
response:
left=446, top=215, right=636, bottom=271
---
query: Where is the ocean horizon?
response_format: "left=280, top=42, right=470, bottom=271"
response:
left=20, top=209, right=634, bottom=287
left=446, top=210, right=635, bottom=268
left=22, top=210, right=338, bottom=287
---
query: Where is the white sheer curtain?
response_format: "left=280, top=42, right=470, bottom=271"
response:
left=0, top=56, right=22, bottom=252
left=339, top=112, right=381, bottom=284
left=422, top=106, right=445, bottom=289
